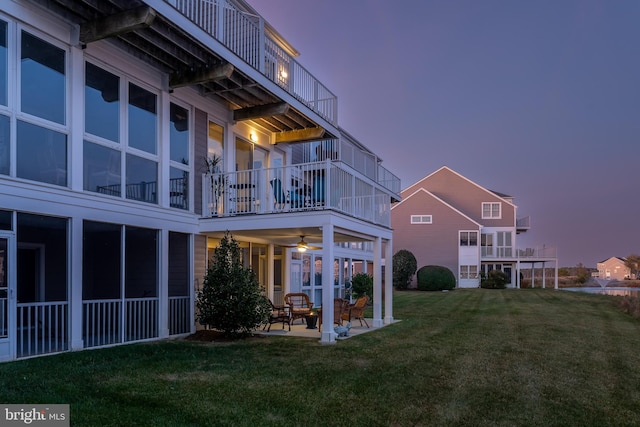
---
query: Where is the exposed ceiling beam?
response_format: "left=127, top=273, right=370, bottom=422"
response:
left=80, top=6, right=156, bottom=44
left=170, top=63, right=234, bottom=88
left=274, top=127, right=326, bottom=144
left=233, top=102, right=290, bottom=121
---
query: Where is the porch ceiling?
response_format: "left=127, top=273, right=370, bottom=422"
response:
left=202, top=227, right=371, bottom=248
left=29, top=0, right=332, bottom=140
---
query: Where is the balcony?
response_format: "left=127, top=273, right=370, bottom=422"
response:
left=481, top=246, right=557, bottom=261
left=202, top=161, right=392, bottom=227
left=164, top=0, right=338, bottom=126
left=516, top=216, right=531, bottom=233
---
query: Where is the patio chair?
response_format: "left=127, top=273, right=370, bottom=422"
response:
left=311, top=173, right=325, bottom=206
left=270, top=178, right=286, bottom=210
left=318, top=298, right=350, bottom=332
left=284, top=293, right=313, bottom=324
left=347, top=295, right=370, bottom=328
left=264, top=299, right=291, bottom=332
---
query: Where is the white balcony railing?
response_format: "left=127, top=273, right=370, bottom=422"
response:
left=165, top=0, right=338, bottom=125
left=481, top=246, right=557, bottom=260
left=202, top=161, right=392, bottom=227
left=17, top=301, right=68, bottom=358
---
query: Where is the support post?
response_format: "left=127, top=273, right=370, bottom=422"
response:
left=320, top=224, right=336, bottom=344
left=373, top=236, right=383, bottom=327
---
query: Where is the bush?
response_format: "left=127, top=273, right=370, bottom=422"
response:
left=481, top=270, right=509, bottom=289
left=393, top=249, right=417, bottom=289
left=416, top=265, right=456, bottom=291
left=196, top=231, right=271, bottom=337
left=351, top=273, right=373, bottom=300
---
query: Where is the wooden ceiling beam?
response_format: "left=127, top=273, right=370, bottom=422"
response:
left=170, top=63, right=234, bottom=89
left=274, top=127, right=326, bottom=144
left=233, top=102, right=290, bottom=122
left=80, top=6, right=156, bottom=44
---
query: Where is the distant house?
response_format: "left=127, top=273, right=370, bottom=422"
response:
left=596, top=257, right=631, bottom=280
left=391, top=166, right=558, bottom=288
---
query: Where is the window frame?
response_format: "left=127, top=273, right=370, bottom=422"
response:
left=482, top=202, right=501, bottom=219
left=410, top=214, right=432, bottom=224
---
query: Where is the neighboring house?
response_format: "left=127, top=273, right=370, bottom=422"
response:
left=391, top=166, right=557, bottom=288
left=596, top=257, right=631, bottom=280
left=0, top=0, right=400, bottom=362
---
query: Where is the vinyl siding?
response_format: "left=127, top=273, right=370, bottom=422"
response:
left=403, top=167, right=515, bottom=227
left=392, top=190, right=479, bottom=284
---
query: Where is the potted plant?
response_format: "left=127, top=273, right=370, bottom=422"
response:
left=204, top=155, right=225, bottom=215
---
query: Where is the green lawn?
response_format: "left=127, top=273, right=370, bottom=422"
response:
left=3, top=289, right=640, bottom=426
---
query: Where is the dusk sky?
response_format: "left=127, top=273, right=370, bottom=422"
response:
left=249, top=0, right=640, bottom=268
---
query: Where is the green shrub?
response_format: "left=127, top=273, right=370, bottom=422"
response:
left=196, top=231, right=270, bottom=337
left=416, top=265, right=456, bottom=291
left=481, top=270, right=509, bottom=289
left=351, top=273, right=373, bottom=300
left=393, top=249, right=417, bottom=289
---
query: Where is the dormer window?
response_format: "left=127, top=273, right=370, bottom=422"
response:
left=482, top=202, right=501, bottom=219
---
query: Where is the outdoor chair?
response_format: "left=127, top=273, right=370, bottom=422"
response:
left=270, top=178, right=286, bottom=210
left=264, top=299, right=291, bottom=332
left=284, top=293, right=314, bottom=324
left=311, top=173, right=325, bottom=206
left=347, top=295, right=370, bottom=328
left=318, top=298, right=350, bottom=332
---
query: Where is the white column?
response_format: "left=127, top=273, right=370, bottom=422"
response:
left=320, top=224, right=336, bottom=343
left=373, top=236, right=383, bottom=327
left=70, top=216, right=84, bottom=350
left=555, top=260, right=559, bottom=290
left=542, top=262, right=547, bottom=289
left=384, top=238, right=394, bottom=324
left=158, top=229, right=169, bottom=338
left=69, top=44, right=84, bottom=192
left=267, top=244, right=274, bottom=301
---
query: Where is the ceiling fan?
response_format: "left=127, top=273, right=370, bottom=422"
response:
left=283, top=235, right=322, bottom=252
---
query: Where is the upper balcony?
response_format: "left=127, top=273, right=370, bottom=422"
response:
left=516, top=216, right=531, bottom=234
left=202, top=160, right=392, bottom=228
left=34, top=0, right=339, bottom=142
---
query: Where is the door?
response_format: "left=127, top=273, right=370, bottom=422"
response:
left=0, top=234, right=15, bottom=361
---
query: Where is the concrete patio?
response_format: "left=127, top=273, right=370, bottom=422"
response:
left=254, top=317, right=397, bottom=340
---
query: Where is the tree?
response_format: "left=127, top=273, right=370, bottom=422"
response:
left=351, top=273, right=373, bottom=301
left=625, top=254, right=640, bottom=279
left=392, top=249, right=417, bottom=289
left=196, top=231, right=270, bottom=337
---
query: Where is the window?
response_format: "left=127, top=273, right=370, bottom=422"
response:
left=17, top=120, right=67, bottom=186
left=85, top=62, right=119, bottom=142
left=497, top=231, right=513, bottom=257
left=482, top=202, right=501, bottom=219
left=128, top=83, right=157, bottom=154
left=411, top=215, right=432, bottom=224
left=83, top=141, right=121, bottom=195
left=126, top=154, right=157, bottom=203
left=0, top=114, right=8, bottom=176
left=481, top=233, right=493, bottom=257
left=0, top=20, right=7, bottom=106
left=169, top=102, right=190, bottom=210
left=460, top=231, right=478, bottom=246
left=460, top=265, right=478, bottom=279
left=21, top=32, right=66, bottom=124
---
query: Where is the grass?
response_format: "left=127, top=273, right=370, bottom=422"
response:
left=3, top=289, right=640, bottom=426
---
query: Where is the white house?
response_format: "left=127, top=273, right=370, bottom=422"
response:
left=0, top=0, right=400, bottom=361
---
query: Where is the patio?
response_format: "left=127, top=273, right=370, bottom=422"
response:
left=254, top=317, right=397, bottom=340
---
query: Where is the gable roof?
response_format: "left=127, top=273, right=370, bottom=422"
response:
left=392, top=187, right=482, bottom=228
left=402, top=166, right=517, bottom=209
left=598, top=256, right=627, bottom=264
